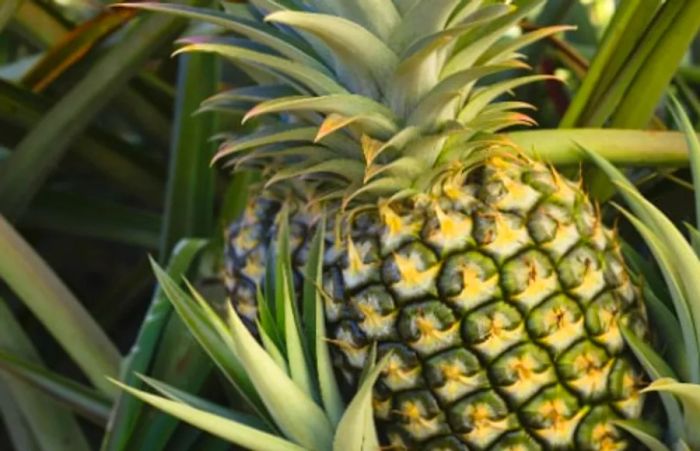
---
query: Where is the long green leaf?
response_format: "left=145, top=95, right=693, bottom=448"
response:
left=148, top=261, right=270, bottom=425
left=160, top=52, right=220, bottom=259
left=611, top=1, right=700, bottom=128
left=560, top=0, right=660, bottom=126
left=119, top=2, right=326, bottom=72
left=110, top=381, right=306, bottom=451
left=643, top=378, right=700, bottom=448
left=0, top=4, right=193, bottom=219
left=0, top=298, right=91, bottom=451
left=0, top=349, right=110, bottom=426
left=315, top=263, right=344, bottom=428
left=134, top=46, right=221, bottom=451
left=618, top=187, right=700, bottom=358
left=174, top=42, right=345, bottom=96
left=669, top=95, right=700, bottom=229
left=302, top=219, right=324, bottom=365
left=0, top=80, right=164, bottom=206
left=282, top=267, right=316, bottom=400
left=642, top=286, right=688, bottom=380
left=620, top=325, right=685, bottom=443
left=102, top=239, right=207, bottom=451
left=0, top=215, right=120, bottom=395
left=243, top=95, right=399, bottom=136
left=0, top=383, right=41, bottom=451
left=138, top=375, right=271, bottom=431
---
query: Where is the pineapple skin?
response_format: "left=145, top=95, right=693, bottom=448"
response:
left=225, top=157, right=649, bottom=450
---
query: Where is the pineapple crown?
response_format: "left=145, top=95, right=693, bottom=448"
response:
left=130, top=0, right=568, bottom=209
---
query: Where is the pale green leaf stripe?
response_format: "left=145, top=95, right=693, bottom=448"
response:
left=175, top=43, right=345, bottom=96
left=244, top=95, right=399, bottom=136
left=643, top=379, right=700, bottom=449
left=214, top=126, right=318, bottom=162
left=266, top=159, right=366, bottom=189
left=274, top=210, right=292, bottom=335
left=507, top=129, right=692, bottom=166
left=102, top=239, right=207, bottom=451
left=283, top=268, right=316, bottom=400
left=0, top=298, right=91, bottom=451
left=0, top=9, right=192, bottom=219
left=305, top=218, right=344, bottom=426
left=226, top=303, right=334, bottom=450
left=459, top=75, right=555, bottom=123
left=316, top=291, right=344, bottom=427
left=333, top=354, right=390, bottom=451
left=613, top=420, right=669, bottom=451
left=138, top=375, right=271, bottom=431
left=0, top=216, right=120, bottom=395
left=110, top=380, right=306, bottom=451
left=0, top=349, right=110, bottom=425
left=259, top=322, right=290, bottom=374
left=302, top=219, right=325, bottom=362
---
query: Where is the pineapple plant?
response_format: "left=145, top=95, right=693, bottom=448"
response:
left=2, top=0, right=700, bottom=450
left=123, top=0, right=654, bottom=449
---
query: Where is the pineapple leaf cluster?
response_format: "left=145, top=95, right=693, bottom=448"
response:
left=116, top=218, right=389, bottom=451
left=124, top=0, right=565, bottom=209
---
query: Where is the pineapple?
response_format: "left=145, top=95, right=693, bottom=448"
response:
left=156, top=0, right=652, bottom=448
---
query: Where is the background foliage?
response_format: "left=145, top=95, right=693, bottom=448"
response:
left=0, top=0, right=698, bottom=449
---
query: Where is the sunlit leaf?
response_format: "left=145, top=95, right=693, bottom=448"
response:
left=224, top=303, right=334, bottom=450
left=110, top=381, right=306, bottom=451
left=333, top=354, right=389, bottom=451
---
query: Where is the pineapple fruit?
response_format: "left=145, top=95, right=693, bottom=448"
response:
left=195, top=0, right=652, bottom=448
